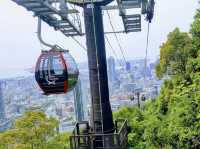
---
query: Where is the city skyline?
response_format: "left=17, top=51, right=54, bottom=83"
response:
left=0, top=57, right=154, bottom=79
left=0, top=56, right=160, bottom=131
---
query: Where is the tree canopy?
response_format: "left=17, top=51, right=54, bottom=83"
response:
left=155, top=28, right=193, bottom=78
left=0, top=111, right=70, bottom=149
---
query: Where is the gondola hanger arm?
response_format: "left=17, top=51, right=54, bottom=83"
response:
left=37, top=18, right=54, bottom=49
left=37, top=18, right=67, bottom=52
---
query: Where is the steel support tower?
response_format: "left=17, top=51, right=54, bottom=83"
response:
left=84, top=4, right=114, bottom=134
left=84, top=5, right=115, bottom=148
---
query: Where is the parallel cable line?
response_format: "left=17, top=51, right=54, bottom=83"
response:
left=144, top=22, right=150, bottom=88
left=105, top=35, right=123, bottom=66
left=106, top=10, right=127, bottom=64
left=71, top=36, right=87, bottom=52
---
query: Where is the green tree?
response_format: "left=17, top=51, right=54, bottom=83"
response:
left=156, top=28, right=193, bottom=78
left=46, top=133, right=71, bottom=149
left=191, top=9, right=200, bottom=57
left=0, top=111, right=71, bottom=149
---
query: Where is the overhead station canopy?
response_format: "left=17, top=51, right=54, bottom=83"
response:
left=13, top=0, right=83, bottom=36
left=12, top=0, right=154, bottom=36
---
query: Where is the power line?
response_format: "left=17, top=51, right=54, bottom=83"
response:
left=105, top=35, right=123, bottom=66
left=144, top=22, right=150, bottom=89
left=71, top=36, right=87, bottom=52
left=144, top=22, right=150, bottom=77
left=106, top=10, right=127, bottom=64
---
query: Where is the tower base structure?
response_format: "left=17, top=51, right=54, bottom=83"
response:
left=70, top=120, right=129, bottom=149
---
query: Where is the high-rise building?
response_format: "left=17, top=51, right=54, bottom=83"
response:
left=0, top=81, right=5, bottom=121
left=107, top=56, right=116, bottom=83
left=73, top=79, right=85, bottom=122
left=126, top=61, right=131, bottom=71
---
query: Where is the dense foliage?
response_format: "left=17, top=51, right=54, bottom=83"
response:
left=155, top=28, right=193, bottom=78
left=0, top=111, right=70, bottom=149
left=114, top=9, right=200, bottom=149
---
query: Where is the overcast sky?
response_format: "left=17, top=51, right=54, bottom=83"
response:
left=0, top=0, right=199, bottom=71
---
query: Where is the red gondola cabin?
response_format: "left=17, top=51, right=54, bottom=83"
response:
left=35, top=49, right=79, bottom=95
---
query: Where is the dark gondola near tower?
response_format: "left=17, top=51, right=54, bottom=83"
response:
left=35, top=49, right=79, bottom=95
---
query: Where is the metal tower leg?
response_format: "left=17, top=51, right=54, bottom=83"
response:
left=84, top=4, right=114, bottom=148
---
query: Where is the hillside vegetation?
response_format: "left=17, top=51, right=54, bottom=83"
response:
left=115, top=8, right=200, bottom=149
left=0, top=111, right=70, bottom=149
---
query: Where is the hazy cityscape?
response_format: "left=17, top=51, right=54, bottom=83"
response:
left=0, top=57, right=162, bottom=132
